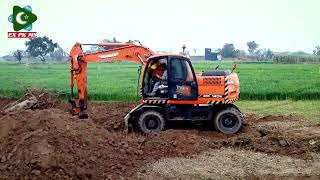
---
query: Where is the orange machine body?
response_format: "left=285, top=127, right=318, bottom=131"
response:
left=140, top=54, right=239, bottom=106
left=69, top=42, right=240, bottom=117
left=167, top=73, right=239, bottom=105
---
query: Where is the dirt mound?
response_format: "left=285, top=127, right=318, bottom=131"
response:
left=0, top=98, right=14, bottom=118
left=0, top=105, right=226, bottom=179
left=1, top=89, right=59, bottom=113
left=0, top=98, right=14, bottom=110
left=30, top=90, right=59, bottom=110
left=88, top=102, right=137, bottom=131
left=0, top=108, right=147, bottom=179
left=0, top=97, right=319, bottom=179
left=226, top=115, right=320, bottom=156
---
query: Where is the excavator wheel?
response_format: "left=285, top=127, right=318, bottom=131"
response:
left=137, top=110, right=165, bottom=134
left=214, top=107, right=243, bottom=134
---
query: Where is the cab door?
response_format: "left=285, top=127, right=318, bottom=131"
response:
left=168, top=56, right=198, bottom=100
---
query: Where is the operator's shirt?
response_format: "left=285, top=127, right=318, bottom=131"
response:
left=151, top=63, right=166, bottom=80
left=161, top=70, right=167, bottom=80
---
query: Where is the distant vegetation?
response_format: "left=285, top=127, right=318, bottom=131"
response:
left=13, top=50, right=23, bottom=63
left=2, top=36, right=68, bottom=63
left=313, top=45, right=320, bottom=56
left=215, top=41, right=320, bottom=63
left=2, top=36, right=319, bottom=64
left=273, top=54, right=320, bottom=64
left=25, top=36, right=58, bottom=62
left=216, top=41, right=274, bottom=61
left=0, top=61, right=319, bottom=101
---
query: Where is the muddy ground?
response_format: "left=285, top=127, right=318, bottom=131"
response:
left=0, top=97, right=319, bottom=179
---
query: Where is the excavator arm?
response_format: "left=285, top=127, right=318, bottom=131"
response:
left=69, top=42, right=154, bottom=118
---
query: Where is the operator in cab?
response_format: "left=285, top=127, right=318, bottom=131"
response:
left=148, top=59, right=167, bottom=96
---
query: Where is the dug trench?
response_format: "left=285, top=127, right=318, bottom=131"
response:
left=0, top=96, right=319, bottom=179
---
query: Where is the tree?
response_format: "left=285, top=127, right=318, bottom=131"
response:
left=220, top=43, right=239, bottom=58
left=247, top=41, right=259, bottom=55
left=127, top=40, right=136, bottom=43
left=215, top=48, right=222, bottom=53
left=50, top=45, right=68, bottom=61
left=313, top=45, right=320, bottom=56
left=265, top=49, right=274, bottom=59
left=103, top=37, right=121, bottom=43
left=25, top=36, right=57, bottom=62
left=255, top=48, right=274, bottom=61
left=88, top=37, right=122, bottom=53
left=237, top=50, right=247, bottom=59
left=13, top=50, right=23, bottom=63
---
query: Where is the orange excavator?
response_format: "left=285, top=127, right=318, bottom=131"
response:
left=69, top=42, right=244, bottom=134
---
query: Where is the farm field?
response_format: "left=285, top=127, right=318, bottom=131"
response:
left=236, top=100, right=320, bottom=122
left=0, top=61, right=319, bottom=101
left=1, top=0, right=320, bottom=179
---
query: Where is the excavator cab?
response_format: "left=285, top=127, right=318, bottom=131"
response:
left=142, top=57, right=169, bottom=98
left=142, top=55, right=198, bottom=100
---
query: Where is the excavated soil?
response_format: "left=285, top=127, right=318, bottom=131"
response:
left=0, top=97, right=320, bottom=179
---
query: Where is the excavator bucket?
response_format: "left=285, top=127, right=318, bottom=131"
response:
left=69, top=99, right=88, bottom=119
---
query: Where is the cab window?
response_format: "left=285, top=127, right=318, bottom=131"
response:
left=169, top=57, right=197, bottom=100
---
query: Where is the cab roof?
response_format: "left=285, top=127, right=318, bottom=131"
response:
left=149, top=53, right=190, bottom=60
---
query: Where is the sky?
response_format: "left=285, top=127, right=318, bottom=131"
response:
left=0, top=0, right=320, bottom=55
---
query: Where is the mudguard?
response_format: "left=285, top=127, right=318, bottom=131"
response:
left=124, top=103, right=165, bottom=131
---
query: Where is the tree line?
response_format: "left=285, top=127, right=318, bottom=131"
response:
left=12, top=36, right=68, bottom=63
left=216, top=41, right=273, bottom=61
left=7, top=36, right=320, bottom=63
left=216, top=41, right=320, bottom=61
left=10, top=36, right=125, bottom=63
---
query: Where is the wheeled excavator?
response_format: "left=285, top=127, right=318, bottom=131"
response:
left=69, top=42, right=244, bottom=134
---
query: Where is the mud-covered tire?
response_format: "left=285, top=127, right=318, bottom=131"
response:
left=214, top=107, right=243, bottom=134
left=137, top=110, right=165, bottom=134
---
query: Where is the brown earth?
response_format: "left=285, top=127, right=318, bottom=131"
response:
left=0, top=96, right=319, bottom=179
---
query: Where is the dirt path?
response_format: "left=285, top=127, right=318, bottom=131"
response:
left=0, top=98, right=319, bottom=179
left=141, top=148, right=320, bottom=179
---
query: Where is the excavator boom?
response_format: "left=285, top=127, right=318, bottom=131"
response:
left=69, top=42, right=154, bottom=117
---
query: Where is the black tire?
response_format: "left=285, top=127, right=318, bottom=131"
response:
left=214, top=107, right=243, bottom=134
left=137, top=110, right=165, bottom=134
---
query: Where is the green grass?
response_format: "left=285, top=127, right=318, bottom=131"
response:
left=0, top=61, right=319, bottom=101
left=0, top=62, right=141, bottom=101
left=236, top=100, right=320, bottom=122
left=193, top=61, right=320, bottom=100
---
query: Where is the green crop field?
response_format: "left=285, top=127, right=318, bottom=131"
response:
left=0, top=61, right=319, bottom=101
